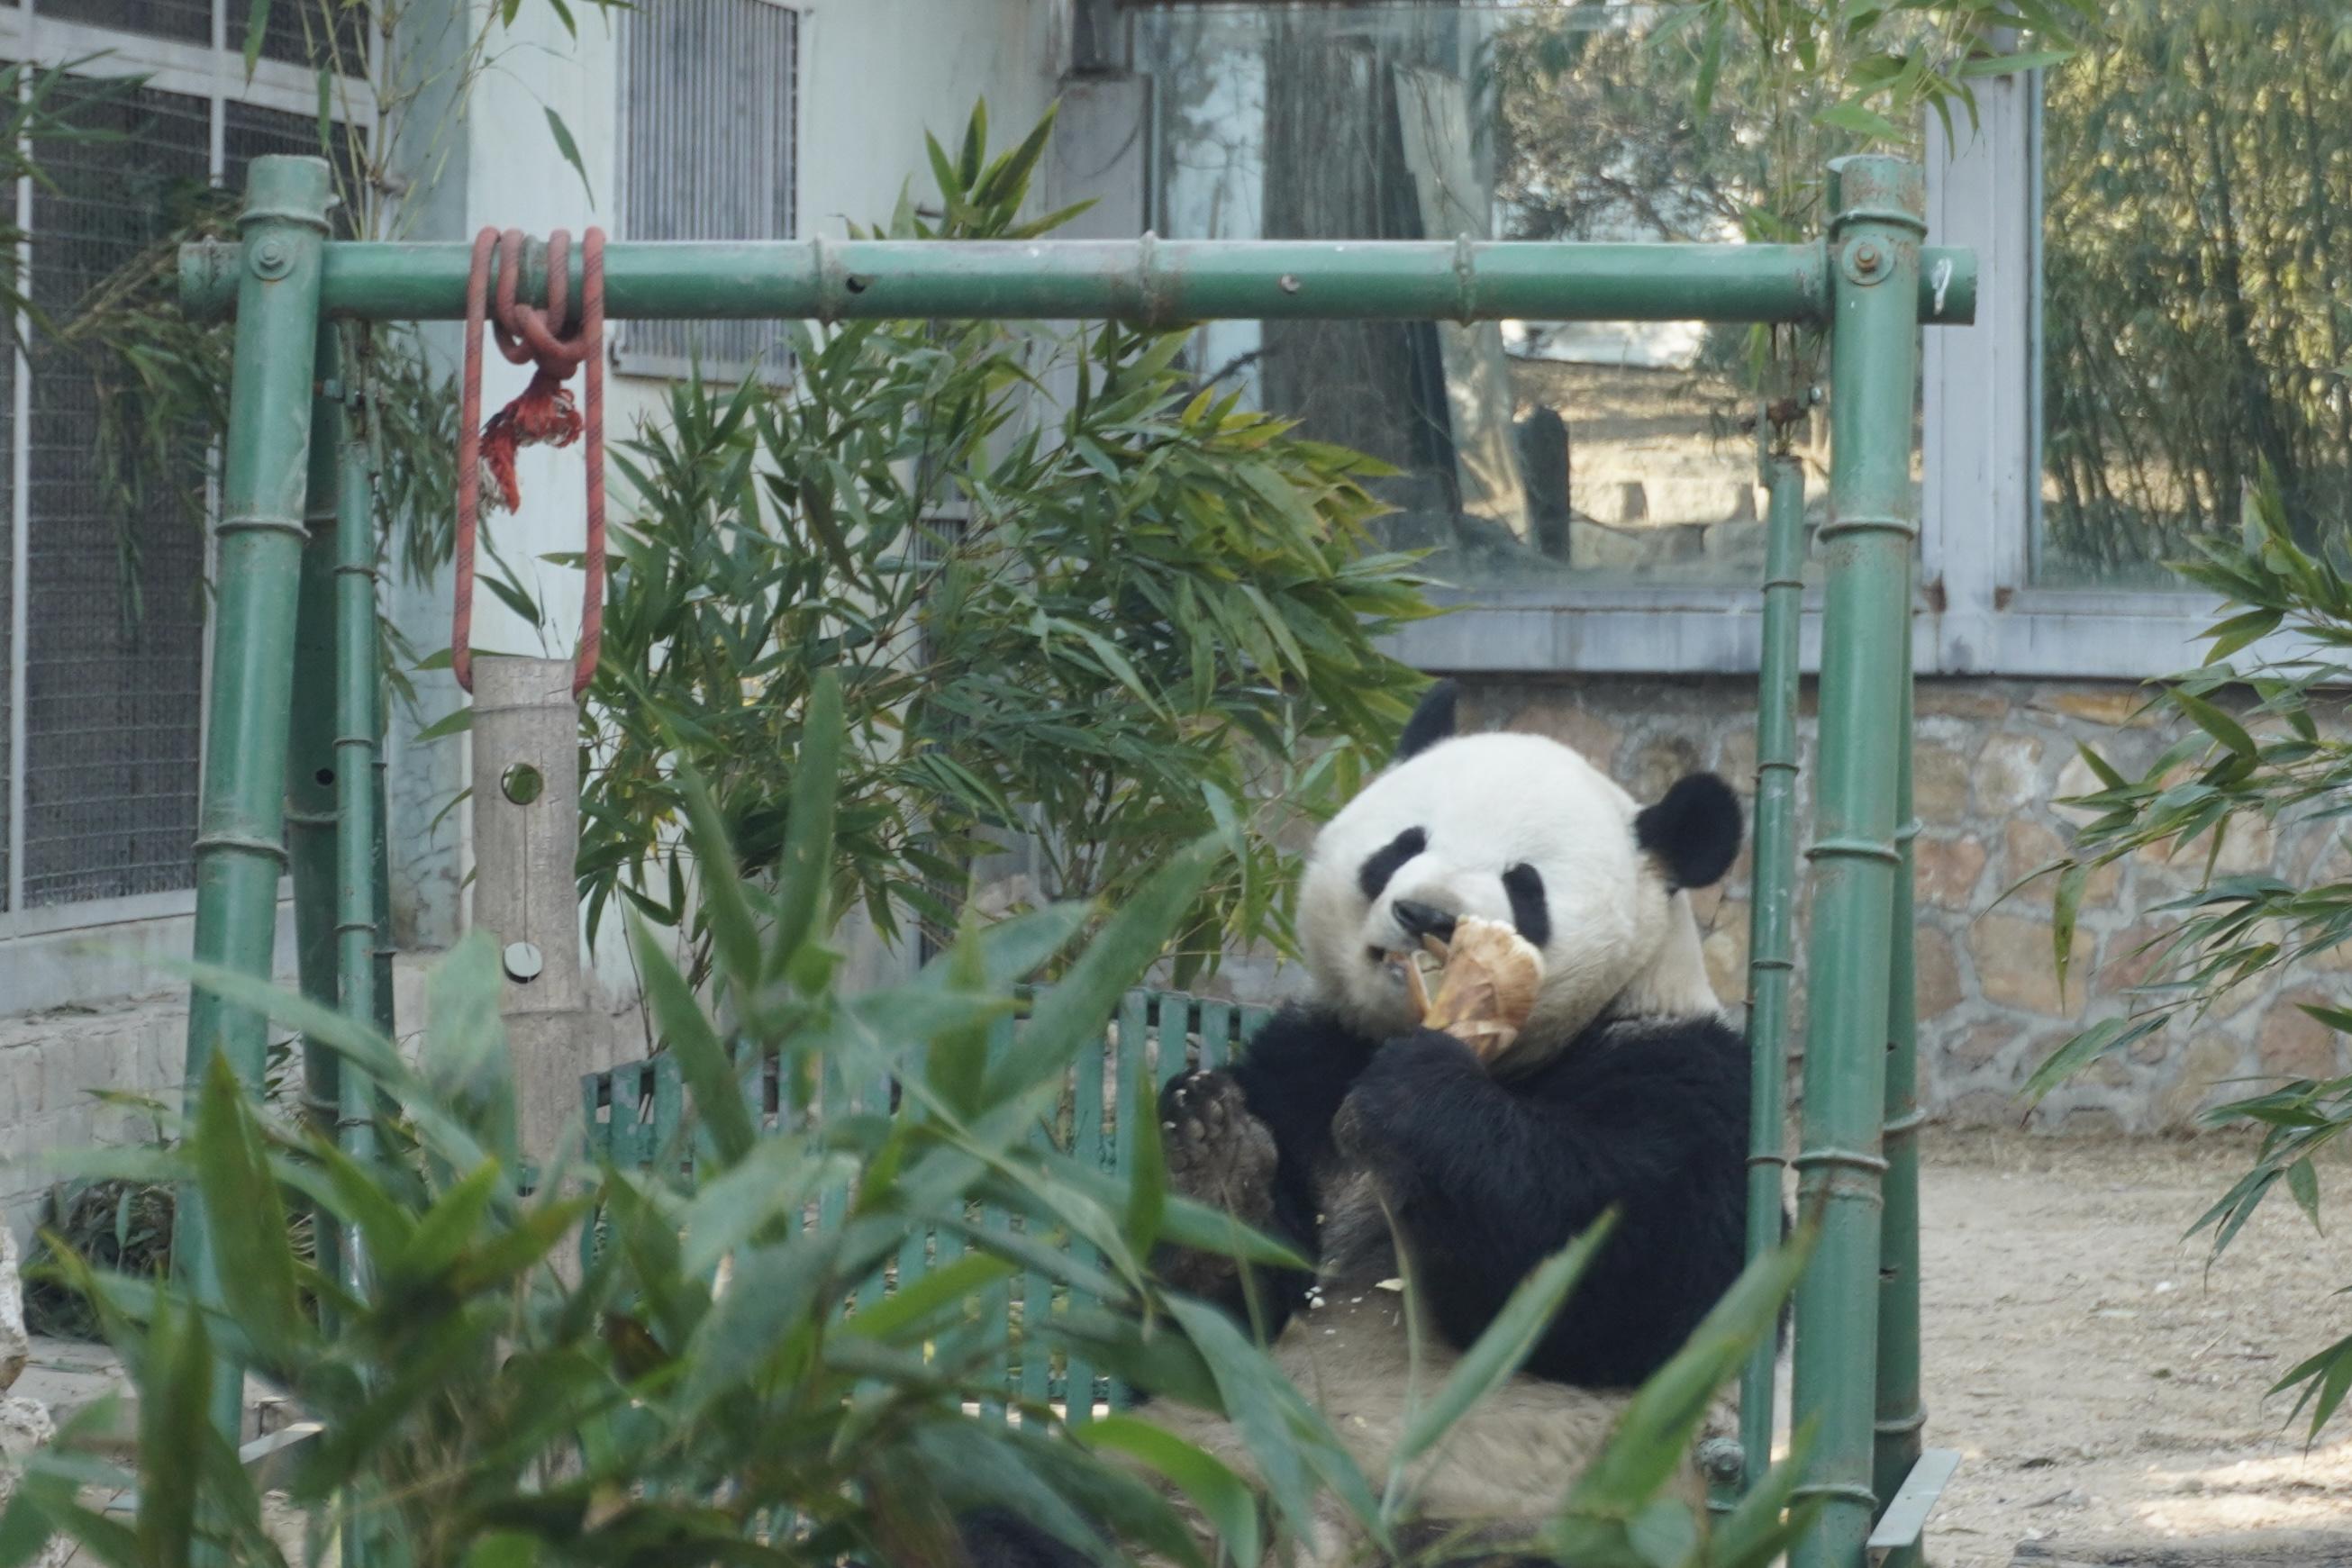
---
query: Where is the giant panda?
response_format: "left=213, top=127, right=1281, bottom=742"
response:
left=963, top=681, right=1759, bottom=1567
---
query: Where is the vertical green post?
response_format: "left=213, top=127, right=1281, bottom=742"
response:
left=177, top=154, right=334, bottom=1449
left=1740, top=451, right=1806, bottom=1485
left=1875, top=622, right=1927, bottom=1561
left=286, top=331, right=347, bottom=1307
left=1786, top=155, right=1923, bottom=1568
left=336, top=365, right=385, bottom=1110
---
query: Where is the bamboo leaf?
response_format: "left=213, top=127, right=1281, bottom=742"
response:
left=2022, top=1015, right=2166, bottom=1103
left=543, top=108, right=595, bottom=204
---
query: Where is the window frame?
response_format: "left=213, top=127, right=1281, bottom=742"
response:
left=0, top=6, right=369, bottom=974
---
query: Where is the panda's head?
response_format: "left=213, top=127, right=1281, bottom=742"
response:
left=1298, top=681, right=1742, bottom=1058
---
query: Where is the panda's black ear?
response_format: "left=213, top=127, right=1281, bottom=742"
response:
left=1636, top=772, right=1742, bottom=892
left=1395, top=679, right=1460, bottom=762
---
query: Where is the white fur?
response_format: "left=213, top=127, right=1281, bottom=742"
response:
left=1297, top=731, right=1724, bottom=1061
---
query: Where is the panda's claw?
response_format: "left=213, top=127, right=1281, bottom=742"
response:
left=1157, top=1070, right=1277, bottom=1222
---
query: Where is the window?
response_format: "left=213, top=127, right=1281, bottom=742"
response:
left=615, top=0, right=799, bottom=381
left=2030, top=1, right=2348, bottom=591
left=0, top=5, right=368, bottom=930
left=1134, top=2, right=1869, bottom=600
left=1127, top=2, right=2318, bottom=683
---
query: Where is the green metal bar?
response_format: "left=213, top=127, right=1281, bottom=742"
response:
left=176, top=153, right=334, bottom=1457
left=339, top=358, right=386, bottom=1143
left=287, top=332, right=344, bottom=1310
left=1740, top=451, right=1806, bottom=1486
left=177, top=237, right=1977, bottom=329
left=1062, top=1017, right=1108, bottom=1428
left=330, top=362, right=389, bottom=1568
left=1874, top=601, right=1928, bottom=1564
left=1786, top=155, right=1925, bottom=1568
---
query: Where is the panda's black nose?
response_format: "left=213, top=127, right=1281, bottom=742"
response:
left=1392, top=899, right=1458, bottom=943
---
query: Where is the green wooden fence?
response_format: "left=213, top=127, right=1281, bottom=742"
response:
left=578, top=989, right=1272, bottom=1423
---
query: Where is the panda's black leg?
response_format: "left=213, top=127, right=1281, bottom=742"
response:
left=949, top=1509, right=1102, bottom=1568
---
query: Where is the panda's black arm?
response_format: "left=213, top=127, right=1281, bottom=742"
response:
left=1339, top=1025, right=1751, bottom=1383
left=1173, top=1005, right=1379, bottom=1339
left=1225, top=1004, right=1380, bottom=1225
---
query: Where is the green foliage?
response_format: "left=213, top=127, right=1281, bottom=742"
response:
left=568, top=104, right=1437, bottom=990
left=16, top=685, right=1813, bottom=1566
left=2040, top=0, right=2352, bottom=580
left=20, top=1179, right=177, bottom=1340
left=2027, top=469, right=2352, bottom=1439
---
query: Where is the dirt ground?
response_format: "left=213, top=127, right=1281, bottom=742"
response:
left=1907, top=1128, right=2352, bottom=1565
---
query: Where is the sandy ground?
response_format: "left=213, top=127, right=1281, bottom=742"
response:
left=1912, top=1128, right=2352, bottom=1565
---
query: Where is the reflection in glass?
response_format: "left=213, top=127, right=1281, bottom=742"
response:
left=1134, top=2, right=1872, bottom=591
left=2037, top=1, right=2352, bottom=588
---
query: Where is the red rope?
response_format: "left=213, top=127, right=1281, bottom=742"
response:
left=453, top=226, right=607, bottom=699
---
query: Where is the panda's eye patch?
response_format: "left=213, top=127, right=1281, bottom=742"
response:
left=1358, top=828, right=1428, bottom=901
left=1503, top=863, right=1551, bottom=947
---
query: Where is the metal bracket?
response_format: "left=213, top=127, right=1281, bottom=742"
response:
left=1866, top=1448, right=1961, bottom=1565
left=104, top=1422, right=325, bottom=1515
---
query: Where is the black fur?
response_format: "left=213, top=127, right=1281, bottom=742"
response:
left=1395, top=678, right=1460, bottom=761
left=1357, top=827, right=1429, bottom=901
left=1204, top=1002, right=1755, bottom=1388
left=1635, top=773, right=1742, bottom=893
left=947, top=1509, right=1101, bottom=1568
left=1501, top=863, right=1551, bottom=947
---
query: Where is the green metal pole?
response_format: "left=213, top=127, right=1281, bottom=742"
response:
left=334, top=367, right=399, bottom=1568
left=363, top=378, right=398, bottom=1047
left=177, top=236, right=1978, bottom=330
left=1740, top=450, right=1806, bottom=1486
left=335, top=359, right=383, bottom=1121
left=176, top=153, right=334, bottom=1452
left=287, top=331, right=346, bottom=1310
left=1875, top=617, right=1927, bottom=1563
left=1786, top=156, right=1924, bottom=1568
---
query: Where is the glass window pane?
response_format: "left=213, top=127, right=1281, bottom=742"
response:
left=1132, top=1, right=1925, bottom=593
left=2035, top=2, right=2352, bottom=588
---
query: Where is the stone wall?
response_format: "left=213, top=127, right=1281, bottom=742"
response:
left=1439, top=675, right=2343, bottom=1136
left=0, top=956, right=646, bottom=1246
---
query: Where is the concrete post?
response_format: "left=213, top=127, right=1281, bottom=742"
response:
left=468, top=655, right=597, bottom=1170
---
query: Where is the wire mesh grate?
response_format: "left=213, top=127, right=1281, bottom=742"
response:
left=616, top=0, right=797, bottom=382
left=232, top=0, right=369, bottom=75
left=40, top=0, right=210, bottom=48
left=22, top=80, right=213, bottom=908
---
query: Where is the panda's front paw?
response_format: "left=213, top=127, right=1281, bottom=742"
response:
left=1159, top=1070, right=1277, bottom=1225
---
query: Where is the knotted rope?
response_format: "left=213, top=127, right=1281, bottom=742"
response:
left=454, top=226, right=606, bottom=699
